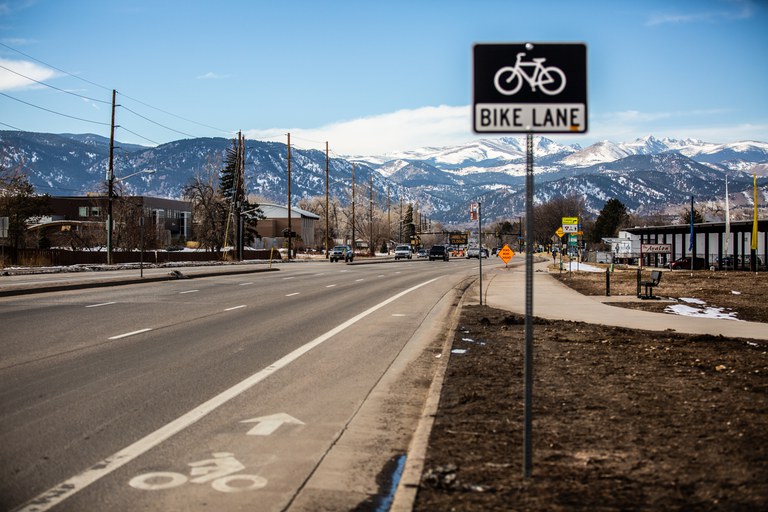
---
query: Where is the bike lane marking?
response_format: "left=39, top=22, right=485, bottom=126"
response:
left=15, top=277, right=441, bottom=512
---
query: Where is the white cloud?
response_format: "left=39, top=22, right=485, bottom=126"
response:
left=646, top=0, right=755, bottom=25
left=0, top=58, right=57, bottom=91
left=196, top=71, right=233, bottom=80
left=245, top=105, right=480, bottom=156
left=243, top=104, right=768, bottom=156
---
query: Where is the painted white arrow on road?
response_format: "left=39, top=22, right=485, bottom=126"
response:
left=240, top=413, right=305, bottom=436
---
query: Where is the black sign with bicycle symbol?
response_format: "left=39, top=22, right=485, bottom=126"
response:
left=473, top=43, right=587, bottom=133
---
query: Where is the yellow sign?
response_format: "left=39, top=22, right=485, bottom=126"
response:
left=555, top=227, right=564, bottom=238
left=498, top=244, right=514, bottom=264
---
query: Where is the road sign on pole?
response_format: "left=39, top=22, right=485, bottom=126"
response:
left=474, top=41, right=587, bottom=480
left=498, top=244, right=514, bottom=265
left=473, top=43, right=588, bottom=134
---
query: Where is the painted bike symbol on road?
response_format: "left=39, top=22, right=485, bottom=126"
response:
left=494, top=52, right=566, bottom=96
left=129, top=452, right=267, bottom=493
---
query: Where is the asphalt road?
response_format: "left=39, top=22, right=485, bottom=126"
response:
left=0, top=258, right=482, bottom=511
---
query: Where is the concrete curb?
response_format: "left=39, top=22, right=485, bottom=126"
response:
left=389, top=278, right=472, bottom=511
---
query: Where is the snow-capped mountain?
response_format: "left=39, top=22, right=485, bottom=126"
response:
left=2, top=130, right=766, bottom=224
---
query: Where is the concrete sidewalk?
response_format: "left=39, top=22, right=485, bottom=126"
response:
left=483, top=261, right=768, bottom=340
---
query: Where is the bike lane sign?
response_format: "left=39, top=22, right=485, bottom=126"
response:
left=473, top=43, right=587, bottom=133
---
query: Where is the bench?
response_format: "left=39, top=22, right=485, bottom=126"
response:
left=638, top=270, right=662, bottom=299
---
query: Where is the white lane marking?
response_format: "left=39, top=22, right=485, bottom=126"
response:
left=179, top=290, right=199, bottom=294
left=326, top=284, right=337, bottom=288
left=355, top=279, right=365, bottom=282
left=224, top=305, right=247, bottom=311
left=286, top=292, right=300, bottom=297
left=108, top=328, right=153, bottom=340
left=240, top=413, right=304, bottom=436
left=17, top=277, right=440, bottom=512
left=86, top=302, right=116, bottom=308
left=239, top=282, right=253, bottom=286
left=392, top=314, right=406, bottom=317
left=282, top=276, right=294, bottom=280
left=377, top=274, right=385, bottom=278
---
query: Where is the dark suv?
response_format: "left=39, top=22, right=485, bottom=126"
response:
left=329, top=245, right=354, bottom=263
left=429, top=245, right=450, bottom=261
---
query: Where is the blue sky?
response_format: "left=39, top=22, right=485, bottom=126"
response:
left=1, top=0, right=766, bottom=155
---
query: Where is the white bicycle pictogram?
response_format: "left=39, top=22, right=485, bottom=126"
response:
left=493, top=52, right=566, bottom=96
left=129, top=452, right=267, bottom=493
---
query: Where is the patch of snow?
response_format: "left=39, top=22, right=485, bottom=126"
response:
left=568, top=263, right=604, bottom=272
left=680, top=297, right=706, bottom=305
left=664, top=304, right=741, bottom=321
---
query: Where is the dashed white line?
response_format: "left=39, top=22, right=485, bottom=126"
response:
left=286, top=292, right=300, bottom=297
left=224, top=305, right=247, bottom=311
left=326, top=284, right=337, bottom=288
left=239, top=282, right=253, bottom=286
left=355, top=279, right=365, bottom=282
left=179, top=290, right=199, bottom=294
left=86, top=302, right=116, bottom=308
left=17, top=277, right=440, bottom=512
left=108, top=328, right=153, bottom=340
left=282, top=276, right=295, bottom=280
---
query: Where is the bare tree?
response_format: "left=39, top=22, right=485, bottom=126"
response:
left=183, top=166, right=228, bottom=253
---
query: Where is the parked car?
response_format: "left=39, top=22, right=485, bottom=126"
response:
left=329, top=245, right=354, bottom=263
left=466, top=247, right=489, bottom=259
left=429, top=245, right=450, bottom=261
left=669, top=256, right=708, bottom=270
left=394, top=244, right=412, bottom=260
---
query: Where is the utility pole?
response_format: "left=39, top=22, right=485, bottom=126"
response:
left=400, top=197, right=403, bottom=243
left=351, top=163, right=355, bottom=255
left=387, top=187, right=391, bottom=254
left=325, top=141, right=329, bottom=259
left=106, top=89, right=116, bottom=265
left=369, top=173, right=374, bottom=256
left=236, top=131, right=244, bottom=261
left=287, top=132, right=292, bottom=261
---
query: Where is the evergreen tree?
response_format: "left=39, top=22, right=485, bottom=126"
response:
left=592, top=198, right=628, bottom=243
left=403, top=204, right=416, bottom=241
left=680, top=207, right=704, bottom=225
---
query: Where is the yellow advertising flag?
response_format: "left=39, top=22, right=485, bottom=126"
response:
left=752, top=174, right=759, bottom=251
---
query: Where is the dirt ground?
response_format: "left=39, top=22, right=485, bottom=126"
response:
left=414, top=267, right=768, bottom=511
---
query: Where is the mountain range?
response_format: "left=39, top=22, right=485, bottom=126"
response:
left=1, top=130, right=766, bottom=225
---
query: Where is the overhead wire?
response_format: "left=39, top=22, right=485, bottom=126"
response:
left=0, top=62, right=111, bottom=104
left=0, top=41, right=232, bottom=144
left=0, top=91, right=110, bottom=126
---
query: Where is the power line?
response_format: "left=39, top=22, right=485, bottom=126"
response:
left=117, top=92, right=232, bottom=135
left=120, top=104, right=198, bottom=139
left=0, top=41, right=112, bottom=92
left=117, top=126, right=161, bottom=146
left=0, top=120, right=25, bottom=131
left=0, top=92, right=110, bottom=126
left=1, top=41, right=232, bottom=139
left=0, top=62, right=111, bottom=104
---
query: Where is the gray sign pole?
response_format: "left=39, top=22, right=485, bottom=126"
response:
left=473, top=42, right=587, bottom=479
left=523, top=132, right=534, bottom=477
left=478, top=201, right=483, bottom=306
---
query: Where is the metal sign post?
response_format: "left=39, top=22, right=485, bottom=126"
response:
left=474, top=42, right=587, bottom=479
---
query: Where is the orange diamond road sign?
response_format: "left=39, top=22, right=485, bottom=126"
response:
left=499, top=244, right=514, bottom=264
left=555, top=227, right=564, bottom=238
